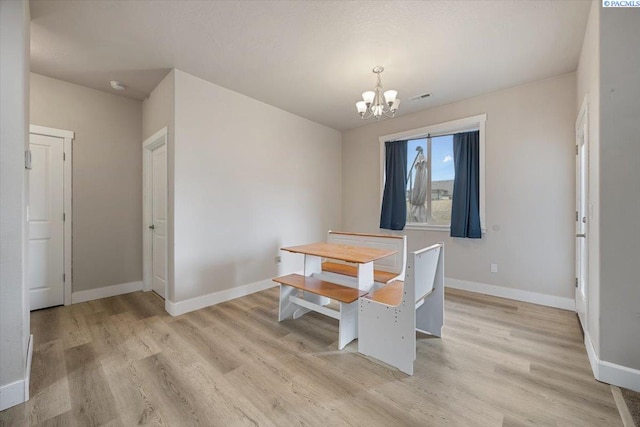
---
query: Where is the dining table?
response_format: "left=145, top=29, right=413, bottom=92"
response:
left=281, top=241, right=397, bottom=292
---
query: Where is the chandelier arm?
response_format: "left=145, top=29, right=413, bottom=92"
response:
left=360, top=111, right=374, bottom=120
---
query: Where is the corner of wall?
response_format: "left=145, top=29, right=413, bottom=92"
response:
left=575, top=0, right=601, bottom=362
left=0, top=0, right=31, bottom=410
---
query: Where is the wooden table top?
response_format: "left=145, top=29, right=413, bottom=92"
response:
left=281, top=242, right=396, bottom=264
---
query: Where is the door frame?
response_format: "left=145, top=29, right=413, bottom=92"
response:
left=29, top=125, right=74, bottom=306
left=142, top=127, right=168, bottom=298
left=575, top=96, right=589, bottom=325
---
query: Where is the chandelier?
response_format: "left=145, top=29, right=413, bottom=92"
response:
left=355, top=66, right=400, bottom=120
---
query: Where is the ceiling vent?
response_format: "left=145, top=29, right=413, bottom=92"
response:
left=410, top=93, right=431, bottom=101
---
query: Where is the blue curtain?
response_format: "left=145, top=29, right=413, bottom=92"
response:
left=450, top=131, right=481, bottom=238
left=380, top=140, right=407, bottom=230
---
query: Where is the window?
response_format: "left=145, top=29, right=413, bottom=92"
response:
left=379, top=114, right=486, bottom=231
left=406, top=135, right=455, bottom=226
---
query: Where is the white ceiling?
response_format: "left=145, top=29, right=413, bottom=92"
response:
left=30, top=1, right=591, bottom=131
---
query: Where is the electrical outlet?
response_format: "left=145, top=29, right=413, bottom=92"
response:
left=490, top=263, right=498, bottom=273
left=274, top=256, right=281, bottom=264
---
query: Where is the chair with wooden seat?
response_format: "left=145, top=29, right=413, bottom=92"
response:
left=358, top=243, right=444, bottom=375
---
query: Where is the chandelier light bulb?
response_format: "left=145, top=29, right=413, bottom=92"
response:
left=362, top=91, right=375, bottom=105
left=384, top=90, right=397, bottom=105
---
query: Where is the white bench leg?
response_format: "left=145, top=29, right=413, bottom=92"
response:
left=359, top=299, right=415, bottom=375
left=338, top=300, right=358, bottom=350
left=416, top=296, right=443, bottom=337
left=416, top=250, right=444, bottom=337
left=278, top=285, right=298, bottom=321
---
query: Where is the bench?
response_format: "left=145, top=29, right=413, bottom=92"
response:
left=273, top=273, right=366, bottom=349
left=358, top=243, right=444, bottom=375
left=363, top=280, right=404, bottom=307
left=322, top=231, right=407, bottom=284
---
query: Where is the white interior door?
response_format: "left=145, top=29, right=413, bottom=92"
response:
left=28, top=133, right=65, bottom=310
left=151, top=144, right=167, bottom=298
left=575, top=106, right=588, bottom=329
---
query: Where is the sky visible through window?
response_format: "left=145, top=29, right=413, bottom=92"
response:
left=407, top=135, right=454, bottom=182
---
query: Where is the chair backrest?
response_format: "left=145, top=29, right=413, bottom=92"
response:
left=327, top=231, right=407, bottom=279
left=406, top=243, right=443, bottom=303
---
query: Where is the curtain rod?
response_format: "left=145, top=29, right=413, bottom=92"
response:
left=388, top=128, right=479, bottom=142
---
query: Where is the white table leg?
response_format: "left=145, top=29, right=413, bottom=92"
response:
left=292, top=307, right=312, bottom=319
left=304, top=254, right=322, bottom=276
left=304, top=254, right=330, bottom=307
left=357, top=261, right=375, bottom=291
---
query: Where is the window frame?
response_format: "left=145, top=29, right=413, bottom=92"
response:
left=379, top=114, right=487, bottom=232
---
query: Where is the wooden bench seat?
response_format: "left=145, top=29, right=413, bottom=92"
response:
left=272, top=273, right=366, bottom=303
left=274, top=273, right=364, bottom=349
left=363, top=280, right=404, bottom=307
left=322, top=261, right=399, bottom=284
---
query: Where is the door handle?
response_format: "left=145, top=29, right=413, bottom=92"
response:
left=576, top=233, right=586, bottom=238
left=149, top=225, right=155, bottom=230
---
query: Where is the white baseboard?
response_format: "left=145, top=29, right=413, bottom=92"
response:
left=584, top=330, right=640, bottom=393
left=600, top=360, right=640, bottom=393
left=25, top=334, right=33, bottom=401
left=585, top=328, right=600, bottom=377
left=0, top=379, right=26, bottom=411
left=0, top=334, right=33, bottom=411
left=166, top=279, right=277, bottom=317
left=71, top=281, right=143, bottom=304
left=445, top=277, right=575, bottom=311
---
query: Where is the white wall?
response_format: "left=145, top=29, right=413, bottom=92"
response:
left=142, top=71, right=175, bottom=300
left=30, top=73, right=143, bottom=292
left=599, top=6, right=640, bottom=372
left=172, top=69, right=342, bottom=303
left=576, top=0, right=601, bottom=360
left=0, top=0, right=31, bottom=410
left=343, top=73, right=576, bottom=304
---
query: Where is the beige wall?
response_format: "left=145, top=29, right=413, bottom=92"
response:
left=599, top=7, right=640, bottom=372
left=343, top=73, right=576, bottom=301
left=30, top=73, right=143, bottom=292
left=143, top=71, right=174, bottom=140
left=142, top=71, right=175, bottom=300
left=172, top=69, right=342, bottom=302
left=0, top=0, right=30, bottom=404
left=576, top=0, right=601, bottom=358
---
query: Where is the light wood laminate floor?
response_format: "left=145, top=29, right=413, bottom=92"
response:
left=1, top=288, right=622, bottom=426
